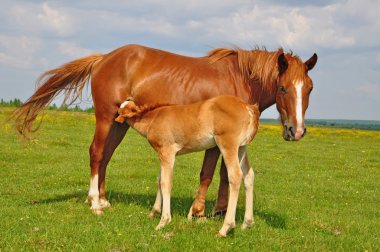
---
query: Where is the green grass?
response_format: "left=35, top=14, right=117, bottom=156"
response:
left=1, top=107, right=379, bottom=251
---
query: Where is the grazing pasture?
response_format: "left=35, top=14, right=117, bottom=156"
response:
left=0, top=107, right=379, bottom=251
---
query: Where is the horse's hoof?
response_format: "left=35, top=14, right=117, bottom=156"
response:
left=99, top=199, right=111, bottom=208
left=91, top=207, right=103, bottom=215
left=195, top=216, right=207, bottom=223
left=212, top=210, right=227, bottom=218
left=84, top=197, right=91, bottom=205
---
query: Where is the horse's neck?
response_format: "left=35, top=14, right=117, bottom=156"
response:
left=249, top=79, right=277, bottom=113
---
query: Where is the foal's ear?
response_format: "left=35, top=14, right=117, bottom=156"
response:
left=277, top=53, right=288, bottom=74
left=115, top=101, right=138, bottom=123
left=305, top=53, right=318, bottom=71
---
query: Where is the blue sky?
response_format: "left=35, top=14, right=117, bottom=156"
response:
left=0, top=0, right=379, bottom=120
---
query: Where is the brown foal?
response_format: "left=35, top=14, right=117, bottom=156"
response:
left=115, top=95, right=260, bottom=236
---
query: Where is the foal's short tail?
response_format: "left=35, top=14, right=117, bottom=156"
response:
left=13, top=54, right=104, bottom=138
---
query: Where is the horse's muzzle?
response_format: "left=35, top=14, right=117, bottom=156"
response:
left=283, top=125, right=306, bottom=141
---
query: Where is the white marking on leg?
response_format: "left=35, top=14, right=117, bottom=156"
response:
left=295, top=81, right=304, bottom=139
left=88, top=174, right=102, bottom=214
left=120, top=100, right=130, bottom=109
left=89, top=174, right=99, bottom=198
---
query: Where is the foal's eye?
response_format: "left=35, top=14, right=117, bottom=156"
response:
left=279, top=86, right=286, bottom=94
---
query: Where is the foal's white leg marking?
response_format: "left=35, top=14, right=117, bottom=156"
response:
left=295, top=81, right=304, bottom=139
left=88, top=174, right=102, bottom=214
left=120, top=100, right=130, bottom=109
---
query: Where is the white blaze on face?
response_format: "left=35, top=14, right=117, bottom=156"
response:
left=120, top=100, right=130, bottom=109
left=295, top=81, right=304, bottom=138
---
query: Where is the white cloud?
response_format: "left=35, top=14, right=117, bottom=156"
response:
left=9, top=2, right=75, bottom=37
left=37, top=3, right=74, bottom=36
left=57, top=41, right=93, bottom=58
left=0, top=35, right=43, bottom=70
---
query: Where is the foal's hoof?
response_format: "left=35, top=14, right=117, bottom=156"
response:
left=218, top=222, right=235, bottom=237
left=149, top=209, right=161, bottom=219
left=241, top=219, right=254, bottom=230
left=216, top=231, right=227, bottom=238
left=155, top=218, right=171, bottom=230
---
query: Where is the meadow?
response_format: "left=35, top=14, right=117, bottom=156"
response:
left=0, top=107, right=379, bottom=251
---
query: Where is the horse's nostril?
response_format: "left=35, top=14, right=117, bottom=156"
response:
left=302, top=128, right=307, bottom=137
left=289, top=126, right=295, bottom=137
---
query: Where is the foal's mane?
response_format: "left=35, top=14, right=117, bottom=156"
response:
left=132, top=103, right=173, bottom=118
left=207, top=47, right=294, bottom=92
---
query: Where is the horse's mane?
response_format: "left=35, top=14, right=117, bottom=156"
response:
left=207, top=47, right=300, bottom=92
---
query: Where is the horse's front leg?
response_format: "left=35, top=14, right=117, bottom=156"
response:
left=188, top=147, right=220, bottom=219
left=155, top=150, right=175, bottom=230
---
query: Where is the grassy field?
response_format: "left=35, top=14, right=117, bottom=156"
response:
left=0, top=107, right=379, bottom=251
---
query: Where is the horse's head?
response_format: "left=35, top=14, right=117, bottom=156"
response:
left=276, top=52, right=318, bottom=141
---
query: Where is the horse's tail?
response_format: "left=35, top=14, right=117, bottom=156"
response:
left=13, top=54, right=104, bottom=138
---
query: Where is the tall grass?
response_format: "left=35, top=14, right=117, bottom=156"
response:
left=0, top=107, right=379, bottom=251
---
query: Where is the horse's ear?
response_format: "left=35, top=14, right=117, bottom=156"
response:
left=278, top=53, right=288, bottom=75
left=305, top=53, right=318, bottom=71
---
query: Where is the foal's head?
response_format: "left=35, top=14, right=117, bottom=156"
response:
left=276, top=52, right=318, bottom=141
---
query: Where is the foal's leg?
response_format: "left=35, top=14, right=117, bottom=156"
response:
left=87, top=113, right=129, bottom=214
left=217, top=142, right=243, bottom=237
left=238, top=147, right=255, bottom=230
left=149, top=171, right=162, bottom=218
left=156, top=150, right=176, bottom=230
left=188, top=147, right=220, bottom=218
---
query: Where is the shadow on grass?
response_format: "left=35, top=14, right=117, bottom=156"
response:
left=255, top=209, right=287, bottom=229
left=37, top=191, right=286, bottom=229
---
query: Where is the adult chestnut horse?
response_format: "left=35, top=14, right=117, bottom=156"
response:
left=14, top=44, right=317, bottom=216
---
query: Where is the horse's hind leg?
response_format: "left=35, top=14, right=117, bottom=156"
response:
left=188, top=147, right=220, bottom=219
left=212, top=160, right=229, bottom=216
left=87, top=115, right=129, bottom=214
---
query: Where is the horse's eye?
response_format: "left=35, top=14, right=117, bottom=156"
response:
left=279, top=86, right=286, bottom=94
